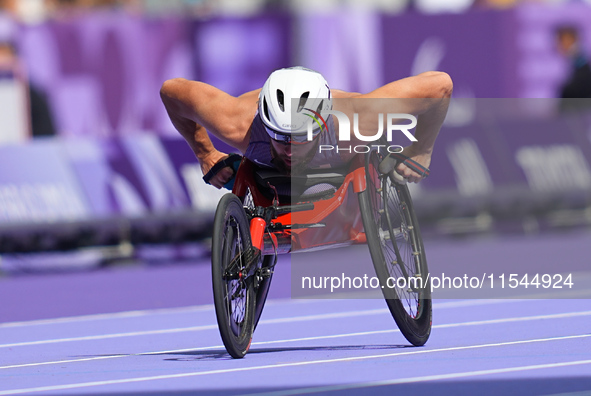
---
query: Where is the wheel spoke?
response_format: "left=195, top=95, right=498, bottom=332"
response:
left=212, top=194, right=257, bottom=358
left=366, top=151, right=429, bottom=323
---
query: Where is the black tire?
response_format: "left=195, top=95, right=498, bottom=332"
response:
left=212, top=193, right=256, bottom=358
left=358, top=151, right=432, bottom=346
left=253, top=255, right=275, bottom=330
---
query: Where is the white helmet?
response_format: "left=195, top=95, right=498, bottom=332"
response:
left=259, top=66, right=332, bottom=143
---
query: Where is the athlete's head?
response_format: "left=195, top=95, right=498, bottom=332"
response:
left=260, top=67, right=332, bottom=172
left=259, top=66, right=332, bottom=144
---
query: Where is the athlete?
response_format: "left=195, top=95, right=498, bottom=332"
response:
left=160, top=67, right=452, bottom=188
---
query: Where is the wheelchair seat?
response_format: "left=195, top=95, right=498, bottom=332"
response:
left=254, top=165, right=350, bottom=203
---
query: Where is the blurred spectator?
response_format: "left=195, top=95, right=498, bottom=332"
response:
left=555, top=25, right=591, bottom=112
left=0, top=0, right=15, bottom=12
left=478, top=0, right=518, bottom=9
left=0, top=0, right=18, bottom=17
left=1, top=0, right=47, bottom=24
left=0, top=16, right=56, bottom=137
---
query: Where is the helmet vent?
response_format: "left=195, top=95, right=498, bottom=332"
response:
left=276, top=89, right=285, bottom=112
left=297, top=91, right=310, bottom=113
left=263, top=98, right=270, bottom=120
left=316, top=100, right=323, bottom=115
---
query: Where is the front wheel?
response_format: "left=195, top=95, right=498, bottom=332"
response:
left=358, top=151, right=432, bottom=346
left=211, top=194, right=256, bottom=358
left=253, top=255, right=275, bottom=330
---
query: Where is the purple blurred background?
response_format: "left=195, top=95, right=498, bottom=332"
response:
left=7, top=4, right=591, bottom=137
left=2, top=3, right=591, bottom=137
left=1, top=2, right=591, bottom=272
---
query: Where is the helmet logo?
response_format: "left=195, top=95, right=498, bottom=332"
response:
left=304, top=108, right=329, bottom=141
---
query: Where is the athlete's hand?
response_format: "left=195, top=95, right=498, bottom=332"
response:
left=200, top=151, right=235, bottom=189
left=394, top=147, right=432, bottom=184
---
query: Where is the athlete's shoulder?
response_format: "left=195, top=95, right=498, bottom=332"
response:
left=330, top=89, right=362, bottom=99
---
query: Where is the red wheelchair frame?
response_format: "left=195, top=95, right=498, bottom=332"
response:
left=211, top=151, right=432, bottom=358
left=232, top=154, right=368, bottom=255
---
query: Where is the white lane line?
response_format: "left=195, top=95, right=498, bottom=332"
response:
left=0, top=297, right=327, bottom=329
left=0, top=309, right=387, bottom=349
left=0, top=305, right=215, bottom=329
left=0, top=334, right=588, bottom=396
left=1, top=310, right=590, bottom=371
left=0, top=324, right=218, bottom=349
left=435, top=310, right=591, bottom=329
left=2, top=307, right=591, bottom=350
left=0, top=356, right=131, bottom=370
left=0, top=298, right=545, bottom=329
left=0, top=297, right=345, bottom=329
left=246, top=359, right=591, bottom=396
left=0, top=298, right=321, bottom=329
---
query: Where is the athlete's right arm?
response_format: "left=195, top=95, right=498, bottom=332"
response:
left=160, top=78, right=258, bottom=188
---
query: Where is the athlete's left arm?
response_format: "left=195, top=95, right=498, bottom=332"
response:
left=358, top=71, right=453, bottom=157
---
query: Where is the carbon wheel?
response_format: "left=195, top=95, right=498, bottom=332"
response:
left=212, top=194, right=256, bottom=358
left=358, top=151, right=432, bottom=346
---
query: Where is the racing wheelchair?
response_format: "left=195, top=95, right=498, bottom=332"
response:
left=210, top=150, right=432, bottom=358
